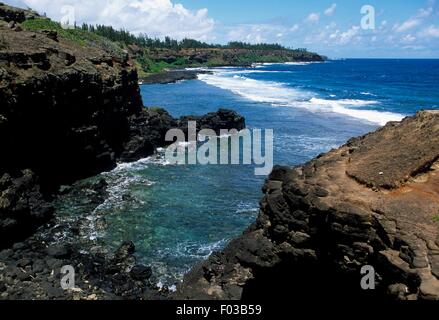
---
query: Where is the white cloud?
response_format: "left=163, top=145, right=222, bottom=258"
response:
left=419, top=25, right=439, bottom=38
left=402, top=34, right=416, bottom=43
left=290, top=24, right=299, bottom=32
left=402, top=45, right=426, bottom=50
left=394, top=19, right=422, bottom=33
left=304, top=22, right=337, bottom=44
left=226, top=24, right=287, bottom=44
left=393, top=6, right=433, bottom=33
left=305, top=12, right=320, bottom=23
left=330, top=25, right=361, bottom=45
left=324, top=3, right=337, bottom=16
left=4, top=0, right=215, bottom=40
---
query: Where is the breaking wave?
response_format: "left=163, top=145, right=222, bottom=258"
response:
left=198, top=71, right=404, bottom=126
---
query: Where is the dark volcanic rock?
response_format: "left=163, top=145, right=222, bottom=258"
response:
left=177, top=111, right=439, bottom=301
left=0, top=170, right=53, bottom=248
left=0, top=11, right=142, bottom=247
left=114, top=241, right=136, bottom=262
left=0, top=3, right=39, bottom=23
left=120, top=107, right=246, bottom=162
left=178, top=108, right=246, bottom=136
left=130, top=265, right=153, bottom=281
left=140, top=70, right=212, bottom=85
left=0, top=20, right=144, bottom=191
left=119, top=108, right=176, bottom=162
left=46, top=245, right=71, bottom=259
left=0, top=236, right=161, bottom=300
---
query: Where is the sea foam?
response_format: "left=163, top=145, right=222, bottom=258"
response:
left=198, top=73, right=309, bottom=104
left=198, top=71, right=405, bottom=126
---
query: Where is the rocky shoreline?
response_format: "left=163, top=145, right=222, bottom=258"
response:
left=177, top=111, right=439, bottom=301
left=0, top=177, right=170, bottom=300
left=140, top=69, right=212, bottom=85
left=0, top=5, right=245, bottom=300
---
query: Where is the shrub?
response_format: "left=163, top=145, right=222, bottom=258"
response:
left=0, top=35, right=7, bottom=49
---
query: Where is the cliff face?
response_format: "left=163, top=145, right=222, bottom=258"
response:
left=0, top=15, right=143, bottom=189
left=178, top=111, right=439, bottom=301
left=0, top=8, right=144, bottom=246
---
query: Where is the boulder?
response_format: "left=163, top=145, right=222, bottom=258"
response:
left=46, top=245, right=71, bottom=259
left=130, top=265, right=153, bottom=281
left=0, top=170, right=54, bottom=249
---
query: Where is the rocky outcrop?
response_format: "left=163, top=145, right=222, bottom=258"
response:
left=0, top=3, right=39, bottom=23
left=0, top=14, right=143, bottom=191
left=178, top=108, right=246, bottom=136
left=0, top=170, right=53, bottom=249
left=119, top=108, right=245, bottom=162
left=178, top=111, right=439, bottom=301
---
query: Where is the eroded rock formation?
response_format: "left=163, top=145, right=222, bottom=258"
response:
left=178, top=111, right=439, bottom=301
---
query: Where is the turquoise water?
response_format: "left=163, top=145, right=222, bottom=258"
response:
left=60, top=59, right=439, bottom=286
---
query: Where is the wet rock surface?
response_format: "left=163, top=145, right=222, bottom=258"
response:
left=177, top=111, right=439, bottom=301
left=0, top=238, right=166, bottom=300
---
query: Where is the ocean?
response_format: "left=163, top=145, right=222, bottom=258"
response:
left=56, top=59, right=439, bottom=286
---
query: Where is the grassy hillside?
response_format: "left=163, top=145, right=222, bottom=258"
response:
left=21, top=18, right=125, bottom=56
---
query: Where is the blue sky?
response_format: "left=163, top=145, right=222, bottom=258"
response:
left=5, top=0, right=439, bottom=58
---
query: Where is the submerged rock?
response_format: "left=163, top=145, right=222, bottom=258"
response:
left=177, top=111, right=439, bottom=301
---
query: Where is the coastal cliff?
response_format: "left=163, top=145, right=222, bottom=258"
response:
left=178, top=111, right=439, bottom=301
left=0, top=6, right=142, bottom=247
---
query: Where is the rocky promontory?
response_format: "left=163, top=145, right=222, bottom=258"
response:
left=140, top=70, right=212, bottom=85
left=178, top=111, right=439, bottom=301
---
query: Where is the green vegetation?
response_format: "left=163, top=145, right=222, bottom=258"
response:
left=21, top=18, right=124, bottom=55
left=135, top=54, right=193, bottom=75
left=0, top=35, right=7, bottom=49
left=434, top=215, right=439, bottom=222
left=20, top=17, right=323, bottom=76
left=233, top=54, right=285, bottom=64
left=81, top=23, right=293, bottom=51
